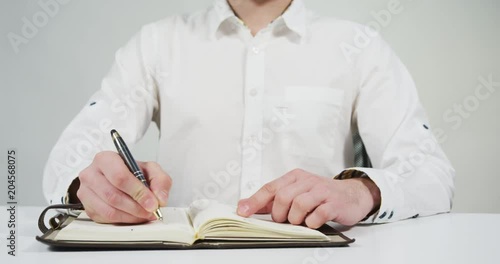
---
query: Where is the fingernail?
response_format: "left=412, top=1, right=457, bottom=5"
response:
left=238, top=204, right=249, bottom=216
left=144, top=198, right=156, bottom=212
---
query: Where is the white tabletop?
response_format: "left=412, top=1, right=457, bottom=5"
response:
left=1, top=206, right=499, bottom=264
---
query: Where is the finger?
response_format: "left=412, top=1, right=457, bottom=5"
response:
left=238, top=198, right=273, bottom=214
left=139, top=161, right=172, bottom=207
left=85, top=168, right=155, bottom=220
left=271, top=180, right=316, bottom=223
left=237, top=173, right=297, bottom=217
left=305, top=203, right=336, bottom=229
left=78, top=185, right=153, bottom=224
left=96, top=152, right=158, bottom=213
left=255, top=201, right=273, bottom=214
left=288, top=190, right=327, bottom=225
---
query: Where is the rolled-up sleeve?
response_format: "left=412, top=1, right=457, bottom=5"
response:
left=42, top=23, right=160, bottom=205
left=336, top=32, right=455, bottom=223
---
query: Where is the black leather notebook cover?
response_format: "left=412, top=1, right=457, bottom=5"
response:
left=36, top=204, right=355, bottom=250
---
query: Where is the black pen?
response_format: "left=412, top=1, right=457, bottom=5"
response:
left=110, top=129, right=163, bottom=221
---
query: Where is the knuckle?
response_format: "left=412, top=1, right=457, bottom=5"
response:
left=103, top=189, right=121, bottom=206
left=315, top=185, right=331, bottom=196
left=94, top=151, right=119, bottom=168
left=157, top=173, right=172, bottom=188
left=309, top=174, right=321, bottom=182
left=94, top=151, right=109, bottom=162
left=316, top=206, right=331, bottom=220
left=132, top=186, right=149, bottom=202
left=294, top=197, right=309, bottom=212
left=275, top=192, right=291, bottom=206
left=262, top=183, right=277, bottom=195
left=142, top=161, right=161, bottom=174
left=148, top=161, right=161, bottom=170
left=290, top=168, right=305, bottom=175
left=109, top=170, right=129, bottom=189
left=78, top=168, right=91, bottom=184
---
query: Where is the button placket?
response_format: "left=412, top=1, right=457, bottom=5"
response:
left=240, top=41, right=266, bottom=198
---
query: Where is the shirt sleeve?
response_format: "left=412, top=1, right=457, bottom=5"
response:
left=42, top=23, right=160, bottom=206
left=335, top=31, right=456, bottom=223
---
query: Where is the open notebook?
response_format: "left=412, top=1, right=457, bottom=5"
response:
left=36, top=200, right=354, bottom=249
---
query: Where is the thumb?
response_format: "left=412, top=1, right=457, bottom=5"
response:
left=139, top=161, right=172, bottom=207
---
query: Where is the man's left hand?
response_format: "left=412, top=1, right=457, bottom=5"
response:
left=237, top=168, right=381, bottom=228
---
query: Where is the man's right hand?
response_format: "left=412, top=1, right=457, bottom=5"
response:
left=76, top=151, right=172, bottom=224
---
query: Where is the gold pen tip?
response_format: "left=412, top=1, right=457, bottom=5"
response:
left=154, top=209, right=163, bottom=221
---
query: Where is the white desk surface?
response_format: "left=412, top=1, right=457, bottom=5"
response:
left=1, top=206, right=499, bottom=264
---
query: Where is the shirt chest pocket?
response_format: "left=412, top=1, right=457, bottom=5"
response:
left=274, top=86, right=345, bottom=160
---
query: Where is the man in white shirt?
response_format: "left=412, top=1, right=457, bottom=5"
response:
left=43, top=0, right=455, bottom=227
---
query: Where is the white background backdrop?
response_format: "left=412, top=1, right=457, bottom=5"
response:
left=0, top=0, right=499, bottom=213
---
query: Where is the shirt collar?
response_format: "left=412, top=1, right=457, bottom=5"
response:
left=210, top=0, right=307, bottom=39
left=210, top=0, right=237, bottom=38
left=281, top=0, right=307, bottom=38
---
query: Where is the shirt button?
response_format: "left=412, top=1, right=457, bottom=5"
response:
left=378, top=211, right=387, bottom=219
left=248, top=135, right=257, bottom=144
left=246, top=181, right=260, bottom=191
left=251, top=46, right=260, bottom=54
left=249, top=88, right=258, bottom=97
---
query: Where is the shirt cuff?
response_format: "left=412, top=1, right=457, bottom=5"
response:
left=48, top=175, right=83, bottom=217
left=334, top=167, right=404, bottom=224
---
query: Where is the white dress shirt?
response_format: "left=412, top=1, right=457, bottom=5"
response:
left=43, top=0, right=455, bottom=224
